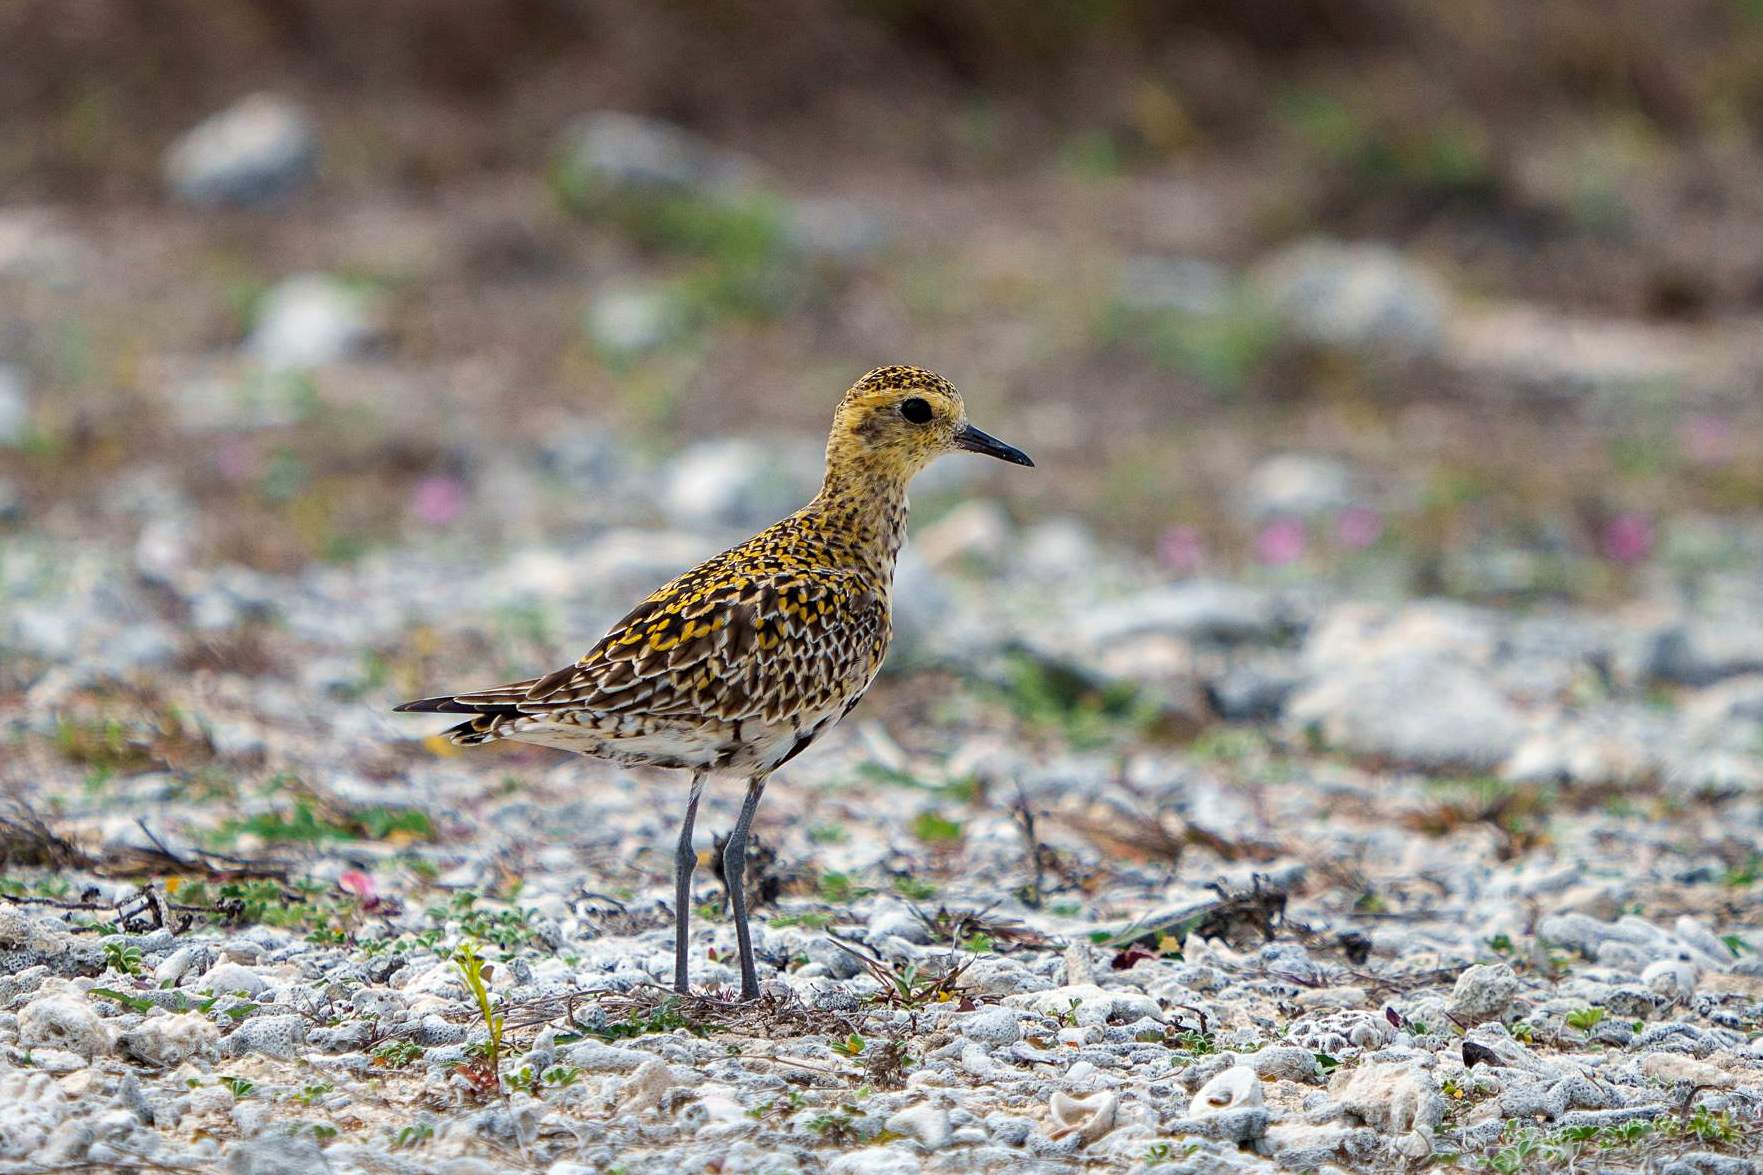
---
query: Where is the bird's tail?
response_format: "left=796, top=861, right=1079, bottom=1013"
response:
left=394, top=694, right=522, bottom=745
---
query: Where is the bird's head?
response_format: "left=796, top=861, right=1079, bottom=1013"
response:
left=825, top=365, right=1033, bottom=484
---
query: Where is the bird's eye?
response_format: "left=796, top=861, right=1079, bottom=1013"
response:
left=900, top=397, right=933, bottom=424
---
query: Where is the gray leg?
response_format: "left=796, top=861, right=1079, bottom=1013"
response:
left=723, top=774, right=769, bottom=1000
left=673, top=771, right=707, bottom=994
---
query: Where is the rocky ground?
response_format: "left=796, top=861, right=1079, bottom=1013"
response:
left=2, top=97, right=1763, bottom=1174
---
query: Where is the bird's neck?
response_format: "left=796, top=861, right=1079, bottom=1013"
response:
left=809, top=466, right=912, bottom=584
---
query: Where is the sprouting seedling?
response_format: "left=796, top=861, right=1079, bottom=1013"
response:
left=1564, top=1006, right=1604, bottom=1034
left=453, top=940, right=504, bottom=1094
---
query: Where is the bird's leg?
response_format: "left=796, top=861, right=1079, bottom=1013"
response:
left=673, top=770, right=707, bottom=995
left=723, top=773, right=769, bottom=1000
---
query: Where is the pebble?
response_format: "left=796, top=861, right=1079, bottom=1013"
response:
left=19, top=995, right=108, bottom=1059
left=247, top=273, right=381, bottom=370
left=883, top=1101, right=951, bottom=1149
left=164, top=93, right=317, bottom=206
left=1449, top=963, right=1519, bottom=1022
left=121, top=1014, right=219, bottom=1068
left=1251, top=238, right=1449, bottom=355
left=221, top=1014, right=307, bottom=1059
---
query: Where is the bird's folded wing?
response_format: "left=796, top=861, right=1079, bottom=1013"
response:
left=448, top=569, right=886, bottom=726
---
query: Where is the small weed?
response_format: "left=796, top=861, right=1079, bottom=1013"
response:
left=103, top=940, right=143, bottom=975
left=1565, top=1006, right=1605, bottom=1034
left=816, top=870, right=873, bottom=904
left=453, top=940, right=504, bottom=1095
left=830, top=1033, right=866, bottom=1058
left=892, top=875, right=937, bottom=902
left=910, top=809, right=963, bottom=845
left=371, top=1040, right=426, bottom=1069
left=393, top=1123, right=433, bottom=1150
left=768, top=910, right=834, bottom=930
left=589, top=999, right=703, bottom=1042
left=89, top=987, right=155, bottom=1013
left=220, top=1075, right=254, bottom=1099
left=1664, top=1106, right=1741, bottom=1145
left=295, top=1082, right=333, bottom=1106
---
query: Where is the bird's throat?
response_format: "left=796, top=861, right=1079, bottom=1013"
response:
left=810, top=467, right=912, bottom=583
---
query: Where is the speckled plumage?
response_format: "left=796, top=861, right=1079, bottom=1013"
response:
left=398, top=364, right=1031, bottom=996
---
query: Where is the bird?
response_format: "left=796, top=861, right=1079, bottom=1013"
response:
left=396, top=365, right=1033, bottom=999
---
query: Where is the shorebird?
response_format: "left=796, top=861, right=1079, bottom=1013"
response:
left=397, top=365, right=1032, bottom=998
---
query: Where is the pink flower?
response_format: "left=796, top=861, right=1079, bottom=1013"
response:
left=216, top=438, right=262, bottom=483
left=410, top=475, right=465, bottom=525
left=1157, top=524, right=1207, bottom=575
left=1253, top=518, right=1307, bottom=566
left=1600, top=512, right=1654, bottom=565
left=339, top=869, right=381, bottom=910
left=1335, top=507, right=1384, bottom=551
left=1679, top=414, right=1732, bottom=466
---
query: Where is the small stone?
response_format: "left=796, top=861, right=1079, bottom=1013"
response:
left=1287, top=653, right=1525, bottom=771
left=557, top=111, right=760, bottom=198
left=247, top=273, right=380, bottom=370
left=1006, top=983, right=1160, bottom=1026
left=1243, top=453, right=1355, bottom=520
left=1189, top=1065, right=1264, bottom=1116
left=199, top=962, right=267, bottom=999
left=616, top=1058, right=674, bottom=1115
left=562, top=1040, right=653, bottom=1073
left=1330, top=1061, right=1446, bottom=1136
left=0, top=1072, right=70, bottom=1160
left=1251, top=238, right=1448, bottom=355
left=884, top=1101, right=952, bottom=1149
left=1641, top=1054, right=1734, bottom=1089
left=1081, top=580, right=1285, bottom=647
left=1047, top=1090, right=1118, bottom=1144
left=1248, top=1046, right=1325, bottom=1084
left=225, top=1133, right=333, bottom=1175
left=121, top=1014, right=219, bottom=1068
left=826, top=1146, right=922, bottom=1175
left=1449, top=963, right=1519, bottom=1022
left=221, top=1014, right=307, bottom=1059
left=583, top=286, right=683, bottom=358
left=959, top=1007, right=1022, bottom=1048
left=19, top=995, right=108, bottom=1059
left=1642, top=959, right=1698, bottom=1000
left=165, top=93, right=317, bottom=207
left=867, top=907, right=933, bottom=946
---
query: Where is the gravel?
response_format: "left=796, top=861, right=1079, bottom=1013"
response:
left=5, top=421, right=1763, bottom=1171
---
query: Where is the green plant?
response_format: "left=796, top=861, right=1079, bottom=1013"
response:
left=295, top=1082, right=333, bottom=1106
left=453, top=940, right=504, bottom=1093
left=393, top=1123, right=433, bottom=1149
left=372, top=1039, right=426, bottom=1069
left=831, top=1033, right=866, bottom=1058
left=817, top=870, right=871, bottom=904
left=542, top=1065, right=582, bottom=1088
left=220, top=1075, right=255, bottom=1098
left=892, top=875, right=937, bottom=902
left=102, top=941, right=144, bottom=975
left=589, top=1000, right=703, bottom=1042
left=1565, top=1006, right=1605, bottom=1034
left=910, top=809, right=963, bottom=844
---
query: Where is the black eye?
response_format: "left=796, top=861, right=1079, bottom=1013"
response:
left=900, top=397, right=933, bottom=424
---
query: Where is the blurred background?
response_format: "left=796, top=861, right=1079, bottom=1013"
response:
left=4, top=0, right=1762, bottom=605
left=5, top=14, right=1763, bottom=1163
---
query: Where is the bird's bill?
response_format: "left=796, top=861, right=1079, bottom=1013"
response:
left=953, top=423, right=1035, bottom=467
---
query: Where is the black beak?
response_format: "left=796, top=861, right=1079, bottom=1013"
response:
left=953, top=423, right=1034, bottom=467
